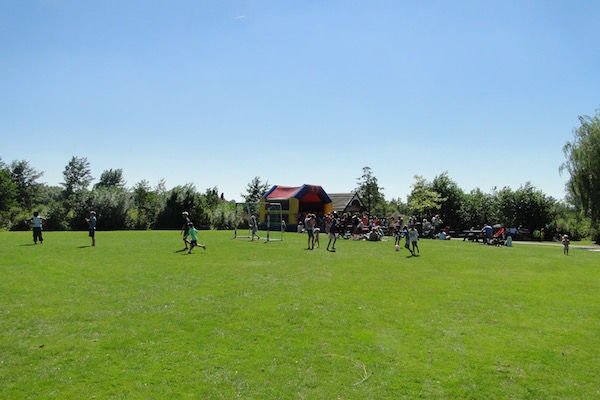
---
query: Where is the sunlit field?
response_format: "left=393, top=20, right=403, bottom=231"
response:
left=1, top=230, right=598, bottom=399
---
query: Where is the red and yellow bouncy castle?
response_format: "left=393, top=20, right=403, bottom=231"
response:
left=260, top=184, right=333, bottom=224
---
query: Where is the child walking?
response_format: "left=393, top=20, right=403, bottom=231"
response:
left=250, top=214, right=260, bottom=241
left=187, top=223, right=206, bottom=254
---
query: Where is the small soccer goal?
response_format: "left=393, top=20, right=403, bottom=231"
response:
left=233, top=202, right=262, bottom=240
left=264, top=202, right=284, bottom=242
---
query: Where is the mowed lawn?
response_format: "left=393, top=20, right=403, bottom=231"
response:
left=1, top=231, right=599, bottom=399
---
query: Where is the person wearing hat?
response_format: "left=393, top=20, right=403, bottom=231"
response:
left=181, top=211, right=191, bottom=250
left=85, top=210, right=97, bottom=247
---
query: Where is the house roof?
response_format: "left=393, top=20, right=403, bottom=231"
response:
left=329, top=193, right=364, bottom=212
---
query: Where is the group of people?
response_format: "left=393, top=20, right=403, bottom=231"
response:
left=303, top=212, right=339, bottom=251
left=26, top=210, right=97, bottom=246
left=393, top=224, right=420, bottom=256
left=22, top=209, right=575, bottom=257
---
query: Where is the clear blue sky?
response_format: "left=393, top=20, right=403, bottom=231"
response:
left=2, top=1, right=599, bottom=201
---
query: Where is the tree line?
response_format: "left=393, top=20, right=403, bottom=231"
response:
left=1, top=109, right=598, bottom=241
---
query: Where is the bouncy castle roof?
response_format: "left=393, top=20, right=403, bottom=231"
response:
left=263, top=184, right=332, bottom=204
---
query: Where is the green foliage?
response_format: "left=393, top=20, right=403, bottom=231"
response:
left=210, top=201, right=237, bottom=230
left=355, top=166, right=385, bottom=216
left=432, top=172, right=464, bottom=229
left=94, top=168, right=126, bottom=189
left=460, top=188, right=497, bottom=229
left=0, top=163, right=18, bottom=229
left=561, top=109, right=600, bottom=243
left=130, top=180, right=162, bottom=230
left=9, top=160, right=43, bottom=209
left=242, top=177, right=270, bottom=203
left=407, top=175, right=445, bottom=219
left=61, top=156, right=92, bottom=197
left=88, top=187, right=132, bottom=230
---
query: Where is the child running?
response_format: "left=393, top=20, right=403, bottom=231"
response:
left=187, top=223, right=206, bottom=254
left=409, top=225, right=420, bottom=256
left=29, top=211, right=46, bottom=244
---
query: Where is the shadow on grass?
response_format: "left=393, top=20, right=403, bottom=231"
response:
left=19, top=243, right=35, bottom=247
left=77, top=245, right=92, bottom=248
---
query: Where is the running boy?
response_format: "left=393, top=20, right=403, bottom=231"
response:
left=30, top=211, right=46, bottom=244
left=187, top=223, right=206, bottom=254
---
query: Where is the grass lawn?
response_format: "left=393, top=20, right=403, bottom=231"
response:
left=1, top=230, right=599, bottom=399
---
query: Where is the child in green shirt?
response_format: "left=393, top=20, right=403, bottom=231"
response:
left=187, top=223, right=206, bottom=254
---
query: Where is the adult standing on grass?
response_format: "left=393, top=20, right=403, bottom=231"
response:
left=85, top=210, right=97, bottom=247
left=305, top=213, right=315, bottom=250
left=409, top=225, right=419, bottom=256
left=29, top=211, right=46, bottom=245
left=181, top=211, right=191, bottom=250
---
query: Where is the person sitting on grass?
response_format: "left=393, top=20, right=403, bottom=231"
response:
left=187, top=223, right=206, bottom=254
left=29, top=211, right=46, bottom=245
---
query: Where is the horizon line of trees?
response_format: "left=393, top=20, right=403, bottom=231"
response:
left=2, top=108, right=599, bottom=242
left=0, top=155, right=592, bottom=241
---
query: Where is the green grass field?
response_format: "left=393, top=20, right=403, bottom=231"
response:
left=1, top=230, right=599, bottom=399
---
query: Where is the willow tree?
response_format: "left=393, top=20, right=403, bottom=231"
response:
left=561, top=110, right=600, bottom=243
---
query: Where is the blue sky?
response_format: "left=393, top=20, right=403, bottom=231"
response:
left=1, top=1, right=599, bottom=201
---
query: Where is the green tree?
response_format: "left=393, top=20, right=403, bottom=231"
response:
left=355, top=167, right=385, bottom=216
left=461, top=188, right=497, bottom=229
left=62, top=156, right=93, bottom=197
left=242, top=177, right=270, bottom=203
left=407, top=175, right=444, bottom=219
left=561, top=110, right=600, bottom=243
left=95, top=168, right=125, bottom=189
left=9, top=159, right=44, bottom=209
left=432, top=172, right=464, bottom=229
left=0, top=160, right=18, bottom=228
left=130, top=180, right=161, bottom=229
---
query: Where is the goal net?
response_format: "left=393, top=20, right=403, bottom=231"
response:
left=233, top=202, right=262, bottom=239
left=264, top=202, right=284, bottom=242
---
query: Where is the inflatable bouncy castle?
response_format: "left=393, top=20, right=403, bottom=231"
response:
left=260, top=184, right=333, bottom=224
